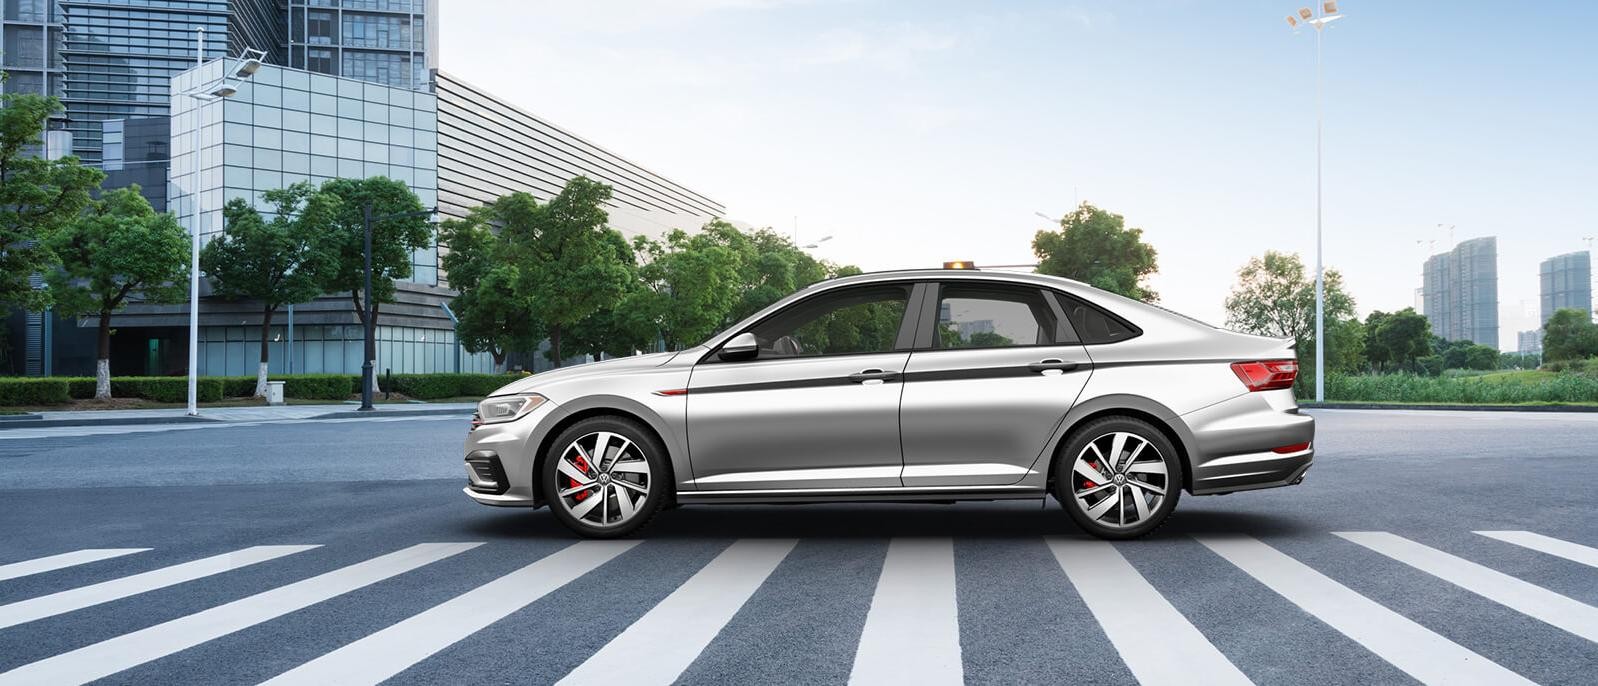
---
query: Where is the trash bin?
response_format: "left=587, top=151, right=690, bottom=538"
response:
left=265, top=380, right=286, bottom=406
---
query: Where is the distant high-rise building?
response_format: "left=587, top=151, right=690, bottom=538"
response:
left=285, top=0, right=435, bottom=90
left=1539, top=251, right=1592, bottom=324
left=1517, top=330, right=1542, bottom=355
left=1422, top=237, right=1499, bottom=348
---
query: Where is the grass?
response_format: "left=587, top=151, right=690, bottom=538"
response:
left=1319, top=370, right=1598, bottom=405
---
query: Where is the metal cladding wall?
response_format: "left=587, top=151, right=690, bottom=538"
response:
left=1539, top=251, right=1593, bottom=325
left=433, top=70, right=724, bottom=247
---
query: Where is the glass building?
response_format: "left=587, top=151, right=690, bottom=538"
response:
left=1422, top=237, right=1499, bottom=348
left=1539, top=251, right=1592, bottom=325
left=286, top=0, right=434, bottom=90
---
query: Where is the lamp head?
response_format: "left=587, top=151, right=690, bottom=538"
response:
left=233, top=57, right=263, bottom=78
left=210, top=84, right=238, bottom=98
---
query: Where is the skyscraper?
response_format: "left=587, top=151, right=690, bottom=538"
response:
left=1539, top=251, right=1593, bottom=324
left=1422, top=237, right=1499, bottom=348
left=285, top=0, right=434, bottom=90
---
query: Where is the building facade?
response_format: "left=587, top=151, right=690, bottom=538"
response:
left=286, top=0, right=435, bottom=91
left=1539, top=251, right=1592, bottom=324
left=1517, top=329, right=1542, bottom=355
left=1422, top=237, right=1499, bottom=348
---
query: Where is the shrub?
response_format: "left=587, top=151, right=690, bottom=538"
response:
left=282, top=374, right=355, bottom=400
left=0, top=378, right=71, bottom=405
left=220, top=376, right=258, bottom=398
left=109, top=376, right=222, bottom=403
left=1324, top=371, right=1598, bottom=404
left=64, top=377, right=96, bottom=399
left=387, top=373, right=513, bottom=399
left=458, top=374, right=514, bottom=397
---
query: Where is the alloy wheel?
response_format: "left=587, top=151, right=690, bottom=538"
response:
left=554, top=431, right=652, bottom=528
left=1069, top=431, right=1170, bottom=530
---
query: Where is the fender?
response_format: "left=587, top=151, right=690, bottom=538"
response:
left=532, top=392, right=692, bottom=499
left=1020, top=393, right=1200, bottom=491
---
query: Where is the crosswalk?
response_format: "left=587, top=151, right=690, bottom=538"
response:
left=1, top=530, right=1595, bottom=685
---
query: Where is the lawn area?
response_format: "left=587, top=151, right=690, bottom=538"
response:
left=1321, top=370, right=1598, bottom=405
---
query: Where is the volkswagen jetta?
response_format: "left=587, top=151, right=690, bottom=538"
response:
left=462, top=267, right=1313, bottom=539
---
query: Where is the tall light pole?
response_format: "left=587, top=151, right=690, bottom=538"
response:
left=180, top=30, right=265, bottom=416
left=1285, top=2, right=1343, bottom=402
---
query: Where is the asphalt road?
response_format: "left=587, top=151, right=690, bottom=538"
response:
left=1, top=409, right=1595, bottom=685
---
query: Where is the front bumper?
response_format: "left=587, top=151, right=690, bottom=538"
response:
left=1183, top=390, right=1315, bottom=495
left=461, top=397, right=558, bottom=508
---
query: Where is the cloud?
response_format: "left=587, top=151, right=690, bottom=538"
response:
left=796, top=23, right=962, bottom=71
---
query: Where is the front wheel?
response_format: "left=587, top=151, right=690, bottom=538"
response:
left=542, top=416, right=667, bottom=538
left=1053, top=417, right=1183, bottom=539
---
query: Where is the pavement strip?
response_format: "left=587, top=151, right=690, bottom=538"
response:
left=0, top=548, right=150, bottom=582
left=1050, top=537, right=1252, bottom=686
left=849, top=537, right=963, bottom=686
left=1196, top=534, right=1532, bottom=686
left=0, top=542, right=480, bottom=686
left=1474, top=530, right=1598, bottom=569
left=556, top=539, right=799, bottom=686
left=1335, top=531, right=1598, bottom=644
left=262, top=540, right=639, bottom=686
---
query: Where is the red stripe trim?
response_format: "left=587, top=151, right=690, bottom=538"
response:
left=653, top=388, right=690, bottom=397
left=1271, top=441, right=1311, bottom=454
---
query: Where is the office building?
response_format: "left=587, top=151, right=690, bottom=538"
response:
left=1422, top=237, right=1499, bottom=348
left=286, top=0, right=435, bottom=90
left=1517, top=330, right=1542, bottom=355
left=1539, top=251, right=1592, bottom=324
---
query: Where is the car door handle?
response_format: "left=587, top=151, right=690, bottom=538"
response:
left=1028, top=359, right=1079, bottom=374
left=848, top=369, right=901, bottom=384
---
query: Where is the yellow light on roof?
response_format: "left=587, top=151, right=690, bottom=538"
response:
left=942, top=261, right=977, bottom=270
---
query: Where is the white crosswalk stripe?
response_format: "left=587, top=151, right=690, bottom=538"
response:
left=0, top=545, right=318, bottom=630
left=1475, top=530, right=1598, bottom=569
left=557, top=539, right=798, bottom=686
left=1197, top=534, right=1533, bottom=686
left=1051, top=537, right=1251, bottom=686
left=0, top=548, right=149, bottom=582
left=0, top=542, right=480, bottom=686
left=850, top=537, right=962, bottom=686
left=263, top=540, right=639, bottom=686
left=1336, top=531, right=1598, bottom=644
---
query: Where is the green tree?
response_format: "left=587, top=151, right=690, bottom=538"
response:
left=1542, top=308, right=1598, bottom=362
left=311, top=177, right=432, bottom=391
left=436, top=204, right=543, bottom=371
left=201, top=185, right=335, bottom=396
left=1325, top=316, right=1366, bottom=373
left=1223, top=251, right=1355, bottom=357
left=1463, top=344, right=1499, bottom=371
left=629, top=221, right=748, bottom=350
left=498, top=178, right=633, bottom=367
left=0, top=87, right=105, bottom=311
left=1033, top=203, right=1160, bottom=302
left=1363, top=308, right=1432, bottom=372
left=727, top=228, right=830, bottom=323
left=45, top=187, right=187, bottom=400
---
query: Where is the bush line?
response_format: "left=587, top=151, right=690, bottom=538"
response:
left=1, top=373, right=517, bottom=406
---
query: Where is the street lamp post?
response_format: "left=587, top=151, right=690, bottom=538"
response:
left=181, top=29, right=264, bottom=416
left=358, top=204, right=437, bottom=411
left=1285, top=2, right=1343, bottom=403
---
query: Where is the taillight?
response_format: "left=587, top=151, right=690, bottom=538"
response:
left=1231, top=360, right=1298, bottom=392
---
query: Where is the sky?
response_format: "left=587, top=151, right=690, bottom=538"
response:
left=440, top=1, right=1598, bottom=350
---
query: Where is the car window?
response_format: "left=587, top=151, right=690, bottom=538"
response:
left=1058, top=294, right=1140, bottom=344
left=934, top=283, right=1057, bottom=349
left=744, top=284, right=910, bottom=358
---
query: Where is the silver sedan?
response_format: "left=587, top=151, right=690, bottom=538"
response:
left=462, top=268, right=1314, bottom=539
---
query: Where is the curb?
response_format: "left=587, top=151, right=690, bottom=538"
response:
left=310, top=407, right=474, bottom=420
left=0, top=415, right=220, bottom=429
left=1301, top=402, right=1598, bottom=413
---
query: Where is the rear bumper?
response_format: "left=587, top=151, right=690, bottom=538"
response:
left=1182, top=390, right=1315, bottom=495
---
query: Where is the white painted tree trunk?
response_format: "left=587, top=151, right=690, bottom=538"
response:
left=254, top=362, right=270, bottom=398
left=95, top=359, right=111, bottom=401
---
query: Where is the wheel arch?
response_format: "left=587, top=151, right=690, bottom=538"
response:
left=1044, top=394, right=1198, bottom=494
left=531, top=400, right=680, bottom=508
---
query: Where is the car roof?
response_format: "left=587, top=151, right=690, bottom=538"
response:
left=803, top=268, right=1093, bottom=293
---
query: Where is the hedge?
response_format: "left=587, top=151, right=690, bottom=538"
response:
left=282, top=374, right=357, bottom=400
left=386, top=373, right=512, bottom=400
left=0, top=378, right=71, bottom=405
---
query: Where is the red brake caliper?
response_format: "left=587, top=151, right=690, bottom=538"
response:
left=1081, top=461, right=1100, bottom=489
left=569, top=453, right=594, bottom=501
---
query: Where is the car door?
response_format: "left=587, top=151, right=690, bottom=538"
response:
left=685, top=282, right=922, bottom=491
left=898, top=281, right=1093, bottom=487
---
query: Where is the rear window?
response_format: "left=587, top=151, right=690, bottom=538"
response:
left=1058, top=294, right=1141, bottom=345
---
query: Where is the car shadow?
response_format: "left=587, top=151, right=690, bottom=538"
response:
left=454, top=500, right=1321, bottom=541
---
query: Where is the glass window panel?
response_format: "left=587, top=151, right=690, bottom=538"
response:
left=222, top=143, right=252, bottom=167
left=364, top=162, right=389, bottom=178
left=255, top=148, right=283, bottom=172
left=364, top=141, right=389, bottom=162
left=311, top=113, right=337, bottom=135
left=284, top=130, right=310, bottom=153
left=388, top=105, right=412, bottom=127
left=254, top=169, right=282, bottom=190
left=283, top=88, right=311, bottom=111
left=224, top=99, right=252, bottom=124
left=338, top=117, right=362, bottom=139
left=365, top=123, right=389, bottom=144
left=311, top=155, right=337, bottom=176
left=255, top=128, right=283, bottom=151
left=283, top=151, right=310, bottom=174
left=337, top=96, right=362, bottom=119
left=365, top=100, right=390, bottom=124
left=338, top=137, right=362, bottom=159
left=310, top=91, right=336, bottom=115
left=389, top=145, right=413, bottom=166
left=253, top=104, right=282, bottom=129
left=283, top=109, right=311, bottom=133
left=310, top=134, right=337, bottom=154
left=338, top=157, right=363, bottom=178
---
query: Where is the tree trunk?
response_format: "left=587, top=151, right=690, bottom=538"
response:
left=550, top=324, right=563, bottom=368
left=95, top=310, right=112, bottom=401
left=491, top=350, right=507, bottom=374
left=255, top=305, right=276, bottom=397
left=367, top=300, right=382, bottom=394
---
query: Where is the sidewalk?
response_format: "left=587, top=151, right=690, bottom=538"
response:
left=0, top=402, right=477, bottom=430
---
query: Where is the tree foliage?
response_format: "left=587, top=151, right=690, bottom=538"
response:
left=627, top=221, right=748, bottom=351
left=310, top=176, right=432, bottom=325
left=202, top=184, right=336, bottom=395
left=1362, top=308, right=1432, bottom=373
left=0, top=88, right=105, bottom=310
left=45, top=187, right=187, bottom=399
left=1033, top=203, right=1159, bottom=302
left=1223, top=250, right=1355, bottom=346
left=1542, top=308, right=1598, bottom=362
left=437, top=201, right=545, bottom=370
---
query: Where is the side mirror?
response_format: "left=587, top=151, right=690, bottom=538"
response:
left=718, top=332, right=759, bottom=361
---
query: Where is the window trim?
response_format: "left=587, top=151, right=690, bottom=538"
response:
left=698, top=281, right=922, bottom=365
left=910, top=281, right=1075, bottom=352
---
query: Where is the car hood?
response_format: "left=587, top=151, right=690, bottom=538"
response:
left=487, top=351, right=681, bottom=397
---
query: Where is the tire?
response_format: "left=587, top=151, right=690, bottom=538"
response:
left=1053, top=416, right=1183, bottom=540
left=541, top=416, right=668, bottom=538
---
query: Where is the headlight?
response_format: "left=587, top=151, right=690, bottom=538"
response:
left=475, top=393, right=548, bottom=426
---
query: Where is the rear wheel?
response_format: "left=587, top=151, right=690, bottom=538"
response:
left=542, top=416, right=666, bottom=538
left=1053, top=417, right=1183, bottom=539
